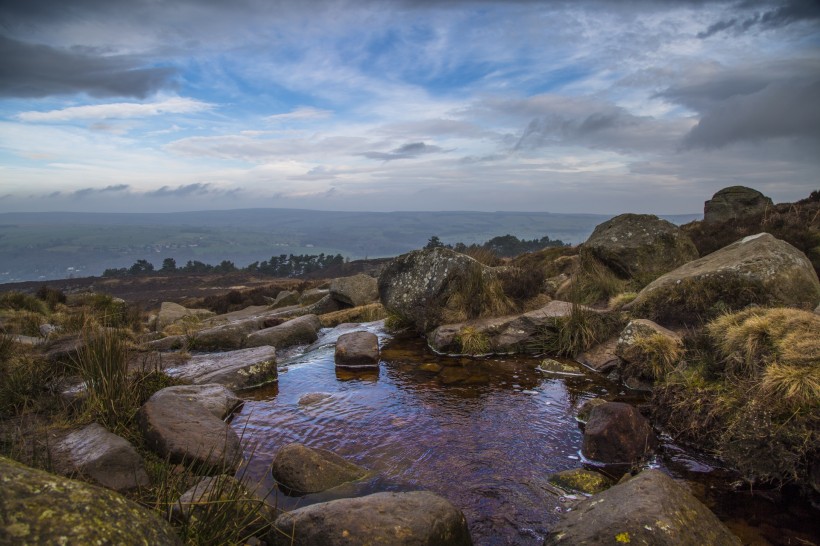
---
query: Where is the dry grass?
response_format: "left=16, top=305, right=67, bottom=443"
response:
left=443, top=264, right=514, bottom=324
left=627, top=332, right=683, bottom=381
left=760, top=363, right=820, bottom=408
left=457, top=326, right=491, bottom=355
left=462, top=246, right=502, bottom=266
left=608, top=291, right=638, bottom=310
left=530, top=304, right=623, bottom=357
left=318, top=303, right=387, bottom=327
left=569, top=256, right=627, bottom=305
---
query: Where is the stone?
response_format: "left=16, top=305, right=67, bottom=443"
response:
left=270, top=443, right=368, bottom=494
left=330, top=273, right=379, bottom=307
left=271, top=490, right=472, bottom=546
left=165, top=346, right=278, bottom=391
left=335, top=331, right=380, bottom=369
left=627, top=233, right=820, bottom=323
left=300, top=288, right=329, bottom=306
left=576, top=338, right=622, bottom=373
left=582, top=402, right=657, bottom=464
left=581, top=213, right=699, bottom=282
left=50, top=422, right=149, bottom=491
left=271, top=290, right=300, bottom=309
left=138, top=387, right=242, bottom=473
left=576, top=398, right=608, bottom=424
left=189, top=322, right=248, bottom=351
left=537, top=358, right=584, bottom=376
left=0, top=455, right=181, bottom=545
left=154, top=383, right=243, bottom=420
left=545, top=469, right=742, bottom=545
left=318, top=303, right=387, bottom=327
left=305, top=294, right=345, bottom=315
left=704, top=185, right=773, bottom=224
left=298, top=392, right=333, bottom=405
left=245, top=314, right=321, bottom=349
left=548, top=468, right=613, bottom=495
left=157, top=301, right=213, bottom=329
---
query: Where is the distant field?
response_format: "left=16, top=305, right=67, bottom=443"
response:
left=0, top=209, right=700, bottom=282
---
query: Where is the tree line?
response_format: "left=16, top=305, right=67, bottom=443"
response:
left=103, top=253, right=346, bottom=278
left=425, top=233, right=567, bottom=257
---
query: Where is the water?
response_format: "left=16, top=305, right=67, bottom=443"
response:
left=231, top=321, right=818, bottom=545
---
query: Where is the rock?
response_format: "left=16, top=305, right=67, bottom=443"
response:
left=189, top=322, right=248, bottom=351
left=576, top=398, right=608, bottom=424
left=145, top=334, right=186, bottom=351
left=298, top=392, right=332, bottom=405
left=319, top=303, right=387, bottom=327
left=330, top=273, right=379, bottom=307
left=305, top=294, right=345, bottom=315
left=0, top=455, right=181, bottom=545
left=272, top=290, right=300, bottom=309
left=300, top=288, right=329, bottom=306
left=582, top=402, right=657, bottom=464
left=548, top=468, right=613, bottom=495
left=576, top=338, right=621, bottom=373
left=165, top=346, right=278, bottom=391
left=378, top=247, right=512, bottom=333
left=154, top=383, right=243, bottom=420
left=246, top=315, right=321, bottom=349
left=580, top=213, right=699, bottom=282
left=545, top=469, right=742, bottom=545
left=270, top=490, right=472, bottom=546
left=270, top=443, right=368, bottom=494
left=537, top=358, right=584, bottom=376
left=704, top=185, right=773, bottom=224
left=50, top=423, right=149, bottom=491
left=39, top=323, right=59, bottom=338
left=419, top=362, right=443, bottom=373
left=616, top=319, right=683, bottom=382
left=138, top=387, right=242, bottom=473
left=628, top=233, right=820, bottom=323
left=157, top=301, right=213, bottom=329
left=335, top=331, right=380, bottom=369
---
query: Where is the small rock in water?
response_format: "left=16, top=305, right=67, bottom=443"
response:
left=298, top=392, right=333, bottom=406
left=537, top=359, right=584, bottom=376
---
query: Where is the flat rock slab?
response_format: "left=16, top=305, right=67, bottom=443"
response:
left=582, top=402, right=657, bottom=465
left=271, top=443, right=368, bottom=494
left=271, top=490, right=472, bottom=546
left=165, top=346, right=278, bottom=390
left=156, top=383, right=243, bottom=420
left=246, top=315, right=321, bottom=350
left=51, top=422, right=149, bottom=491
left=335, top=331, right=380, bottom=369
left=138, top=388, right=242, bottom=473
left=546, top=469, right=741, bottom=545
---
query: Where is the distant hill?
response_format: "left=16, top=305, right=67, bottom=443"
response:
left=0, top=209, right=700, bottom=283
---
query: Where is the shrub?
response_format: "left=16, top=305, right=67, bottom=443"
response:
left=35, top=286, right=67, bottom=310
left=0, top=291, right=47, bottom=315
left=498, top=265, right=546, bottom=302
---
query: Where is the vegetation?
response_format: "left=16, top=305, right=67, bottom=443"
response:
left=442, top=263, right=514, bottom=324
left=457, top=326, right=491, bottom=355
left=624, top=332, right=683, bottom=382
left=529, top=304, right=624, bottom=358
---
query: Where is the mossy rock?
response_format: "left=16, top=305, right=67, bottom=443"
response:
left=549, top=468, right=613, bottom=495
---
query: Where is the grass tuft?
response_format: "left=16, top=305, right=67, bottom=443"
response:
left=530, top=304, right=623, bottom=357
left=627, top=332, right=683, bottom=381
left=457, top=326, right=491, bottom=355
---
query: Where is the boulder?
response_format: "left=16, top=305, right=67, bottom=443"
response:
left=319, top=303, right=387, bottom=327
left=627, top=233, right=820, bottom=323
left=576, top=398, right=608, bottom=424
left=0, top=455, right=181, bottom=545
left=545, top=469, right=741, bottom=545
left=330, top=274, right=379, bottom=307
left=138, top=387, right=242, bottom=473
left=154, top=383, right=243, bottom=420
left=165, top=346, right=278, bottom=390
left=50, top=422, right=149, bottom=492
left=271, top=290, right=300, bottom=309
left=582, top=402, right=657, bottom=464
left=245, top=314, right=321, bottom=349
left=378, top=247, right=512, bottom=333
left=580, top=213, right=698, bottom=282
left=616, top=319, right=683, bottom=382
left=704, top=185, right=773, bottom=224
left=576, top=338, right=621, bottom=373
left=335, top=331, right=380, bottom=369
left=305, top=294, right=345, bottom=315
left=548, top=468, right=613, bottom=495
left=157, top=301, right=213, bottom=330
left=270, top=443, right=368, bottom=494
left=188, top=322, right=248, bottom=351
left=300, top=288, right=329, bottom=306
left=271, top=490, right=472, bottom=546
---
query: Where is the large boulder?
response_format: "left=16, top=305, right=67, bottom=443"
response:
left=582, top=402, right=657, bottom=464
left=379, top=247, right=512, bottom=333
left=50, top=423, right=149, bottom=492
left=164, top=346, right=278, bottom=390
left=335, top=331, right=380, bottom=369
left=138, top=387, right=242, bottom=473
left=628, top=233, right=820, bottom=323
left=580, top=213, right=698, bottom=282
left=300, top=288, right=329, bottom=306
left=0, top=455, right=181, bottom=545
left=545, top=469, right=741, bottom=545
left=704, top=185, right=773, bottom=224
left=330, top=274, right=379, bottom=307
left=245, top=314, right=321, bottom=349
left=271, top=490, right=472, bottom=546
left=270, top=443, right=368, bottom=494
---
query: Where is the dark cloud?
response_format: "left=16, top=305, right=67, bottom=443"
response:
left=698, top=0, right=820, bottom=38
left=70, top=184, right=131, bottom=198
left=146, top=183, right=213, bottom=197
left=514, top=107, right=652, bottom=151
left=359, top=141, right=447, bottom=161
left=0, top=35, right=177, bottom=98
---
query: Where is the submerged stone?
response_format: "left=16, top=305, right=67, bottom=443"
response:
left=271, top=443, right=368, bottom=494
left=548, top=468, right=613, bottom=495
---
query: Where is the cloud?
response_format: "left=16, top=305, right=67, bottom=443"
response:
left=17, top=97, right=212, bottom=122
left=145, top=183, right=215, bottom=198
left=0, top=35, right=178, bottom=98
left=697, top=0, right=820, bottom=38
left=70, top=184, right=130, bottom=198
left=266, top=106, right=333, bottom=122
left=359, top=141, right=448, bottom=161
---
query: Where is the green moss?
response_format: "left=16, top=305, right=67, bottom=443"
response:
left=549, top=468, right=613, bottom=495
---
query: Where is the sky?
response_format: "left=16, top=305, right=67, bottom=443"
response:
left=0, top=0, right=818, bottom=215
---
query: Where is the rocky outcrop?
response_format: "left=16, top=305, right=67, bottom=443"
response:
left=330, top=273, right=379, bottom=307
left=545, top=469, right=741, bottom=545
left=335, top=331, right=380, bottom=369
left=138, top=387, right=242, bottom=473
left=154, top=383, right=243, bottom=420
left=582, top=402, right=657, bottom=464
left=271, top=491, right=472, bottom=546
left=627, top=233, right=820, bottom=323
left=704, top=185, right=773, bottom=224
left=157, top=301, right=213, bottom=330
left=50, top=423, right=149, bottom=492
left=580, top=213, right=698, bottom=282
left=245, top=314, right=321, bottom=349
left=165, top=346, right=277, bottom=390
left=300, top=288, right=329, bottom=306
left=0, top=455, right=181, bottom=545
left=270, top=443, right=368, bottom=494
left=548, top=468, right=613, bottom=495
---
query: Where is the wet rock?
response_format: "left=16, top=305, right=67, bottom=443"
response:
left=270, top=443, right=368, bottom=494
left=548, top=468, right=613, bottom=495
left=272, top=290, right=300, bottom=309
left=627, top=233, right=820, bottom=323
left=576, top=398, right=608, bottom=424
left=582, top=402, right=657, bottom=464
left=165, top=346, right=278, bottom=390
left=246, top=314, right=321, bottom=349
left=138, top=387, right=242, bottom=473
left=330, top=273, right=379, bottom=307
left=156, top=383, right=243, bottom=420
left=545, top=469, right=742, bottom=545
left=157, top=301, right=213, bottom=329
left=298, top=392, right=333, bottom=405
left=419, top=362, right=443, bottom=373
left=319, top=303, right=386, bottom=327
left=300, top=288, right=329, bottom=306
left=50, top=422, right=149, bottom=491
left=581, top=213, right=699, bottom=282
left=537, top=358, right=584, bottom=376
left=270, top=490, right=472, bottom=546
left=704, top=185, right=773, bottom=224
left=576, top=338, right=622, bottom=373
left=0, top=455, right=181, bottom=545
left=335, top=331, right=380, bottom=369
